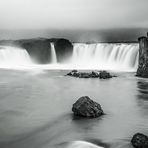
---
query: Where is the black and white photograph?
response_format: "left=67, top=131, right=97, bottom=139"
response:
left=0, top=0, right=148, bottom=148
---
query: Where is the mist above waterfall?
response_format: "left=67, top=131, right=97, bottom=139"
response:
left=0, top=29, right=146, bottom=42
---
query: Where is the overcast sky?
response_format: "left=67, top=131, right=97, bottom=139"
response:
left=0, top=0, right=148, bottom=30
left=0, top=0, right=148, bottom=41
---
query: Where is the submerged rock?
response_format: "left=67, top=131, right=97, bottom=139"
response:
left=67, top=70, right=113, bottom=79
left=131, top=133, right=148, bottom=148
left=72, top=96, right=104, bottom=118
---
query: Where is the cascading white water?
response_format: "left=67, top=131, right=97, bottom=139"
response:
left=50, top=43, right=57, bottom=63
left=0, top=46, right=33, bottom=68
left=0, top=44, right=57, bottom=70
left=71, top=43, right=139, bottom=71
left=0, top=43, right=139, bottom=71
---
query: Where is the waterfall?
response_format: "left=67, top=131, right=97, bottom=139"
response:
left=0, top=43, right=139, bottom=71
left=0, top=46, right=33, bottom=68
left=71, top=43, right=139, bottom=71
left=50, top=43, right=57, bottom=63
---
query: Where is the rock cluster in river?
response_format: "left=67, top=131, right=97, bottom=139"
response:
left=131, top=133, right=148, bottom=148
left=72, top=96, right=104, bottom=118
left=67, top=70, right=114, bottom=79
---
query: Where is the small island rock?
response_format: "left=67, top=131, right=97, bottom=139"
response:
left=72, top=96, right=104, bottom=118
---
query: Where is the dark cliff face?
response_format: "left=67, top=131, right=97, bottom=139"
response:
left=54, top=38, right=73, bottom=62
left=15, top=39, right=52, bottom=64
left=136, top=36, right=148, bottom=78
left=0, top=38, right=52, bottom=64
left=0, top=38, right=74, bottom=64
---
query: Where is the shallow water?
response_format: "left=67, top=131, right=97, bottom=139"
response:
left=0, top=69, right=147, bottom=148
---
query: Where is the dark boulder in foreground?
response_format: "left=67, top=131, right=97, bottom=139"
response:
left=131, top=133, right=148, bottom=148
left=67, top=70, right=114, bottom=79
left=72, top=96, right=104, bottom=118
left=54, top=38, right=73, bottom=62
left=136, top=36, right=148, bottom=78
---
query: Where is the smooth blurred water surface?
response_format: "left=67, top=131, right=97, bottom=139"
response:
left=0, top=69, right=147, bottom=148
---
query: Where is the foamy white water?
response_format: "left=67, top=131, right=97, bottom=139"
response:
left=0, top=46, right=33, bottom=69
left=71, top=43, right=139, bottom=71
left=0, top=43, right=139, bottom=71
left=67, top=141, right=104, bottom=148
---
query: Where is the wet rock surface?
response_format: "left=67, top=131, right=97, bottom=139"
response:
left=72, top=96, right=104, bottom=118
left=19, top=39, right=52, bottom=64
left=67, top=70, right=114, bottom=79
left=54, top=38, right=73, bottom=62
left=136, top=36, right=148, bottom=78
left=99, top=71, right=113, bottom=79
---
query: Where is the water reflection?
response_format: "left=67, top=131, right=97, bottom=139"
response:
left=136, top=80, right=148, bottom=116
left=137, top=81, right=148, bottom=100
left=72, top=115, right=104, bottom=131
left=0, top=70, right=148, bottom=148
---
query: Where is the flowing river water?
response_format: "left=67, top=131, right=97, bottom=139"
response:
left=0, top=69, right=147, bottom=148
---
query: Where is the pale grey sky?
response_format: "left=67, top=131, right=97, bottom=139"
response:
left=0, top=0, right=148, bottom=30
